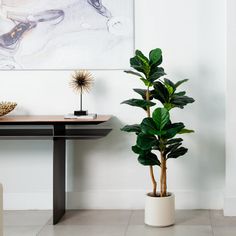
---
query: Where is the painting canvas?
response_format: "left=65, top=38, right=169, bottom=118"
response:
left=0, top=0, right=134, bottom=70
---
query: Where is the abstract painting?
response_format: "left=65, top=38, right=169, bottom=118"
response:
left=0, top=0, right=134, bottom=69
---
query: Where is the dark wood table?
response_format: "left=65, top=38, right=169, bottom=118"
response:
left=0, top=115, right=112, bottom=224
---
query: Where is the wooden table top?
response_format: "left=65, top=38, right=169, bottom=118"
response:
left=0, top=115, right=112, bottom=125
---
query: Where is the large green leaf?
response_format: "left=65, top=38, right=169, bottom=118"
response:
left=162, top=122, right=185, bottom=139
left=149, top=48, right=162, bottom=67
left=130, top=56, right=147, bottom=75
left=140, top=78, right=152, bottom=87
left=166, top=138, right=183, bottom=145
left=137, top=133, right=157, bottom=150
left=152, top=108, right=170, bottom=130
left=124, top=70, right=144, bottom=78
left=149, top=67, right=166, bottom=82
left=170, top=95, right=195, bottom=109
left=164, top=103, right=175, bottom=111
left=178, top=128, right=194, bottom=134
left=164, top=78, right=176, bottom=95
left=152, top=81, right=170, bottom=104
left=132, top=145, right=146, bottom=154
left=133, top=89, right=154, bottom=100
left=138, top=152, right=161, bottom=166
left=175, top=79, right=188, bottom=88
left=121, top=124, right=141, bottom=133
left=130, top=50, right=150, bottom=76
left=167, top=147, right=188, bottom=159
left=140, top=118, right=165, bottom=135
left=136, top=50, right=149, bottom=65
left=164, top=142, right=182, bottom=155
left=121, top=99, right=155, bottom=110
left=174, top=91, right=186, bottom=96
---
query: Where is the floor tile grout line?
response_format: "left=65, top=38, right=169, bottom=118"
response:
left=124, top=210, right=133, bottom=236
left=208, top=210, right=215, bottom=236
left=36, top=216, right=53, bottom=236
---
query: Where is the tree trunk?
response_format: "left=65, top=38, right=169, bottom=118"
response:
left=149, top=166, right=157, bottom=197
left=160, top=152, right=167, bottom=197
left=146, top=87, right=157, bottom=197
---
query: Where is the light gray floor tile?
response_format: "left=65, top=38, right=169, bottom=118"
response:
left=212, top=226, right=236, bottom=236
left=4, top=210, right=52, bottom=226
left=38, top=225, right=126, bottom=236
left=57, top=210, right=132, bottom=226
left=4, top=226, right=42, bottom=236
left=175, top=210, right=211, bottom=225
left=126, top=225, right=213, bottom=236
left=129, top=210, right=144, bottom=225
left=129, top=210, right=211, bottom=226
left=210, top=210, right=236, bottom=226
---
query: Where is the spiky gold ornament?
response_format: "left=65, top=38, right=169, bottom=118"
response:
left=70, top=70, right=94, bottom=94
left=70, top=70, right=94, bottom=116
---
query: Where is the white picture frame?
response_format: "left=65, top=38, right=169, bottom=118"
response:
left=0, top=0, right=134, bottom=70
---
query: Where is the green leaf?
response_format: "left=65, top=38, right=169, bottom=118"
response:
left=140, top=118, right=164, bottom=135
left=164, top=103, right=175, bottom=111
left=132, top=145, right=146, bottom=154
left=166, top=138, right=183, bottom=145
left=121, top=124, right=141, bottom=133
left=130, top=56, right=146, bottom=75
left=164, top=142, right=182, bottom=155
left=149, top=67, right=166, bottom=82
left=121, top=99, right=155, bottom=110
left=124, top=70, right=144, bottom=78
left=174, top=91, right=186, bottom=96
left=133, top=89, right=154, bottom=100
left=162, top=122, right=185, bottom=139
left=164, top=78, right=176, bottom=95
left=136, top=50, right=149, bottom=65
left=178, top=128, right=195, bottom=134
left=170, top=95, right=195, bottom=108
left=152, top=81, right=170, bottom=104
left=137, top=133, right=157, bottom=150
left=149, top=48, right=162, bottom=67
left=140, top=78, right=152, bottom=87
left=175, top=79, right=189, bottom=88
left=152, top=108, right=170, bottom=130
left=138, top=152, right=161, bottom=166
left=167, top=147, right=188, bottom=159
left=129, top=50, right=150, bottom=77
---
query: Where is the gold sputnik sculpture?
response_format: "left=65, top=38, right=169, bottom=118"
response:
left=70, top=70, right=94, bottom=116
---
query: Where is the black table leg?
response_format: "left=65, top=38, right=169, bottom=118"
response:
left=53, top=125, right=66, bottom=225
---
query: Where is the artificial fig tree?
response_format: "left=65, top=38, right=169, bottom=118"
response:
left=121, top=48, right=194, bottom=197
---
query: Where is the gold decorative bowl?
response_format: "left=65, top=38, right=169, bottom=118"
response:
left=0, top=102, right=17, bottom=117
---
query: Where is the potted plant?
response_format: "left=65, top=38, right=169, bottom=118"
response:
left=121, top=48, right=194, bottom=227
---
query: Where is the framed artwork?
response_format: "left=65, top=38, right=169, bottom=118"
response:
left=0, top=0, right=134, bottom=70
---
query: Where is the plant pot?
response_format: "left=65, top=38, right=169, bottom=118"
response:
left=145, top=192, right=175, bottom=227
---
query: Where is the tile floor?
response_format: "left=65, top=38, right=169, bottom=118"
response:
left=3, top=210, right=236, bottom=236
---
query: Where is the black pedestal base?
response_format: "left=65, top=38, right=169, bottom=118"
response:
left=74, top=110, right=88, bottom=116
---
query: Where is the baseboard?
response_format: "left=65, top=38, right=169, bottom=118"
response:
left=224, top=196, right=236, bottom=216
left=3, top=193, right=52, bottom=210
left=3, top=189, right=224, bottom=210
left=66, top=189, right=224, bottom=210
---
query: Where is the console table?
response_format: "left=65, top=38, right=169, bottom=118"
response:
left=0, top=115, right=112, bottom=224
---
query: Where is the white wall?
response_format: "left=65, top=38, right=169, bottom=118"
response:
left=0, top=0, right=226, bottom=210
left=225, top=0, right=236, bottom=216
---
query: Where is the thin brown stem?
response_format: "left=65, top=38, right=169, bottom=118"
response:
left=149, top=166, right=157, bottom=197
left=146, top=88, right=151, bottom=117
left=160, top=152, right=167, bottom=197
left=146, top=87, right=157, bottom=197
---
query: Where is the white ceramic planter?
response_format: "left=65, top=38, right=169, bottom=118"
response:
left=145, top=192, right=175, bottom=227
